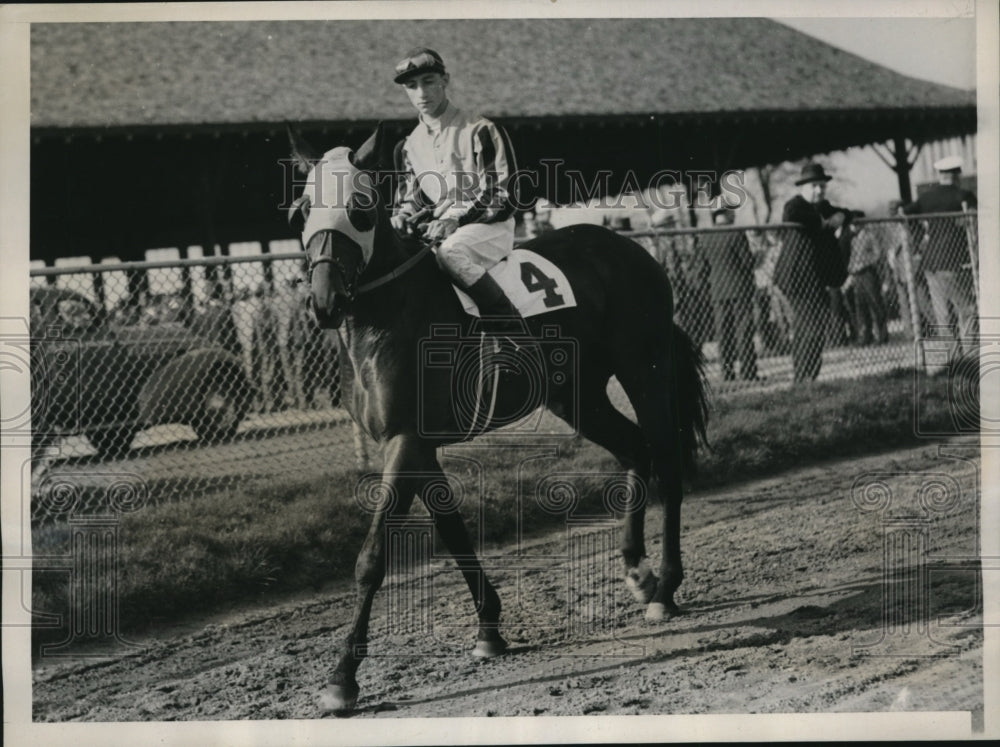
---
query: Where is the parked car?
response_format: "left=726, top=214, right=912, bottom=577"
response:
left=30, top=286, right=256, bottom=458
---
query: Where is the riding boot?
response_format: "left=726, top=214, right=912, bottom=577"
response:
left=463, top=273, right=530, bottom=339
left=462, top=273, right=541, bottom=373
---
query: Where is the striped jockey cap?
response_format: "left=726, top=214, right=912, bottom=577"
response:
left=393, top=47, right=446, bottom=83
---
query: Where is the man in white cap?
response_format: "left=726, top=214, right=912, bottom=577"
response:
left=389, top=47, right=525, bottom=337
left=901, top=155, right=978, bottom=354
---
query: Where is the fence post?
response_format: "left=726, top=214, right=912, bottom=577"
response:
left=961, top=205, right=979, bottom=306
left=899, top=220, right=924, bottom=369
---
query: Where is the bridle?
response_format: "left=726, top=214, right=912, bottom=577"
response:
left=300, top=186, right=437, bottom=302
left=307, top=229, right=436, bottom=300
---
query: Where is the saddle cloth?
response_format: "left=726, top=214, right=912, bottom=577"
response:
left=450, top=248, right=577, bottom=317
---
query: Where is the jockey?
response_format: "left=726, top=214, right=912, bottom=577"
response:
left=390, top=47, right=526, bottom=338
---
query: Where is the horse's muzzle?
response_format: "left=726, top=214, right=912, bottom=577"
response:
left=307, top=231, right=364, bottom=328
left=310, top=261, right=349, bottom=328
left=307, top=293, right=343, bottom=329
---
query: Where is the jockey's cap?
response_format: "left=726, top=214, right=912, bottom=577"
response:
left=394, top=47, right=446, bottom=83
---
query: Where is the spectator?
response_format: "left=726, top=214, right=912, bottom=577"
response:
left=748, top=228, right=792, bottom=356
left=678, top=239, right=713, bottom=351
left=884, top=200, right=933, bottom=340
left=681, top=186, right=718, bottom=350
left=606, top=214, right=633, bottom=232
left=700, top=207, right=758, bottom=380
left=841, top=218, right=889, bottom=345
left=829, top=220, right=858, bottom=346
left=647, top=195, right=680, bottom=273
left=520, top=210, right=539, bottom=239
left=776, top=162, right=848, bottom=382
left=111, top=297, right=142, bottom=327
left=902, top=155, right=978, bottom=355
left=189, top=289, right=241, bottom=356
left=522, top=200, right=556, bottom=239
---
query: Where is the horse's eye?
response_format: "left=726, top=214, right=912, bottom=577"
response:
left=346, top=192, right=375, bottom=233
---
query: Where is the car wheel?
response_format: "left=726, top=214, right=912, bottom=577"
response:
left=87, top=426, right=139, bottom=458
left=193, top=377, right=247, bottom=443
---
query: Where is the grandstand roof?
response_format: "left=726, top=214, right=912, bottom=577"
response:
left=31, top=18, right=975, bottom=130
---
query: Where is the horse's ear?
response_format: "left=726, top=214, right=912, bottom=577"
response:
left=286, top=123, right=321, bottom=175
left=352, top=122, right=387, bottom=172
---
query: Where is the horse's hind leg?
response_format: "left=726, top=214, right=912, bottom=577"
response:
left=615, top=361, right=688, bottom=622
left=577, top=386, right=657, bottom=604
left=418, top=454, right=506, bottom=658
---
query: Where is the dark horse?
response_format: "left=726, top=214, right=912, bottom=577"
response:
left=289, top=125, right=708, bottom=712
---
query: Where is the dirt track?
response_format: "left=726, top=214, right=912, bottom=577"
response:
left=32, top=441, right=983, bottom=722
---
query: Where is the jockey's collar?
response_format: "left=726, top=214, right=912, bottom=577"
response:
left=419, top=102, right=458, bottom=132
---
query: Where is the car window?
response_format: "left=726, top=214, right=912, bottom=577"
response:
left=56, top=298, right=96, bottom=329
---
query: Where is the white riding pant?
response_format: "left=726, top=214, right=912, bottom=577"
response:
left=434, top=218, right=516, bottom=287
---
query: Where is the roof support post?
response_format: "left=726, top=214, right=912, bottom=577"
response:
left=892, top=135, right=914, bottom=203
left=872, top=136, right=920, bottom=204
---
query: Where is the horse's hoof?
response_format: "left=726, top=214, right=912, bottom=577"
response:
left=317, top=684, right=358, bottom=714
left=644, top=602, right=679, bottom=622
left=625, top=563, right=658, bottom=604
left=472, top=637, right=508, bottom=658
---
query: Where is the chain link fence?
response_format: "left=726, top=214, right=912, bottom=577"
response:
left=28, top=212, right=977, bottom=523
left=624, top=211, right=978, bottom=387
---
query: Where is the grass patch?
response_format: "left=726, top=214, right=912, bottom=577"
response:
left=695, top=366, right=966, bottom=487
left=31, top=367, right=972, bottom=650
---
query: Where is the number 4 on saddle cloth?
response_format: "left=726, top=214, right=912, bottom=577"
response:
left=450, top=248, right=577, bottom=319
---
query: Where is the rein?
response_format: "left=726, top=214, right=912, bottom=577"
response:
left=353, top=208, right=438, bottom=295
left=307, top=234, right=436, bottom=298
left=355, top=241, right=436, bottom=295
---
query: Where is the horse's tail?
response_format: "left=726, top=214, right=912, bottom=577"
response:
left=669, top=322, right=710, bottom=478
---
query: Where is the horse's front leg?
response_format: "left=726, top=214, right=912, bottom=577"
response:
left=318, top=434, right=422, bottom=713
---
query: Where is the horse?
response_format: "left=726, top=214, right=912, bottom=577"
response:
left=288, top=124, right=709, bottom=713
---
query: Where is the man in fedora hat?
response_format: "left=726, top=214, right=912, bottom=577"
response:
left=389, top=47, right=525, bottom=338
left=901, top=155, right=978, bottom=355
left=774, top=162, right=852, bottom=381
